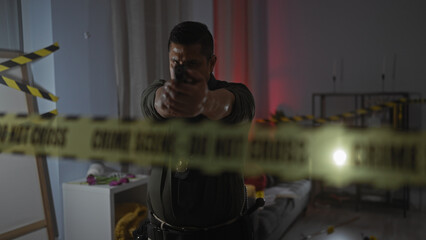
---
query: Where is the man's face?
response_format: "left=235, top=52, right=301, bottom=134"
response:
left=169, top=42, right=215, bottom=82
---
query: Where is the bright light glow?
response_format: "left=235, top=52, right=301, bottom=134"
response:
left=333, top=149, right=347, bottom=166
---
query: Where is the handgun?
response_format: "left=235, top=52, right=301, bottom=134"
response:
left=174, top=63, right=187, bottom=83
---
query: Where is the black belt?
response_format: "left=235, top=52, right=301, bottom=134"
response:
left=151, top=211, right=241, bottom=231
left=147, top=224, right=207, bottom=240
left=147, top=217, right=244, bottom=240
left=146, top=198, right=265, bottom=240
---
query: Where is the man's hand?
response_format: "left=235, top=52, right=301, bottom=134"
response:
left=155, top=69, right=209, bottom=118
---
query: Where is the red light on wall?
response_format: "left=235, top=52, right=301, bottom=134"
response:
left=213, top=0, right=249, bottom=86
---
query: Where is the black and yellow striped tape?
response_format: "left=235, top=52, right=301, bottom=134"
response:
left=0, top=75, right=59, bottom=102
left=0, top=113, right=425, bottom=188
left=40, top=109, right=58, bottom=117
left=257, top=115, right=315, bottom=124
left=257, top=98, right=426, bottom=124
left=0, top=43, right=59, bottom=73
left=409, top=98, right=426, bottom=104
left=0, top=43, right=60, bottom=102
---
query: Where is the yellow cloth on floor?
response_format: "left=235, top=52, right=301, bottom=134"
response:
left=115, top=202, right=148, bottom=240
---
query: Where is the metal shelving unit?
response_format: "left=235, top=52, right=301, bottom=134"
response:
left=311, top=92, right=422, bottom=217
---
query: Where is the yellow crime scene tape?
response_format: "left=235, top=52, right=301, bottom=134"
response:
left=0, top=43, right=59, bottom=102
left=0, top=113, right=425, bottom=189
left=257, top=98, right=426, bottom=124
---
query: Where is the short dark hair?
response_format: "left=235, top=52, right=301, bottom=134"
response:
left=168, top=21, right=214, bottom=59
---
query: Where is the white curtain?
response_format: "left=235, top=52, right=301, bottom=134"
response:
left=110, top=0, right=202, bottom=172
left=214, top=0, right=269, bottom=119
left=111, top=0, right=199, bottom=118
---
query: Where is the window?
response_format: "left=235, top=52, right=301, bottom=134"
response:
left=0, top=0, right=22, bottom=51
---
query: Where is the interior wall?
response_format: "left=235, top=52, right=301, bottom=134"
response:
left=265, top=0, right=426, bottom=211
left=52, top=0, right=117, bottom=117
left=88, top=0, right=118, bottom=116
left=266, top=0, right=426, bottom=125
left=49, top=0, right=117, bottom=239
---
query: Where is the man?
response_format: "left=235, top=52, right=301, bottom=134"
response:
left=140, top=21, right=255, bottom=240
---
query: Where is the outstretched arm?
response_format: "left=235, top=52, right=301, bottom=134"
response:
left=141, top=74, right=254, bottom=123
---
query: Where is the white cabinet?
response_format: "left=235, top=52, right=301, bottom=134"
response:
left=63, top=175, right=148, bottom=240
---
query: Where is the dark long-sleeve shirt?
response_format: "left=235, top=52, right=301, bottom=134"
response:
left=140, top=75, right=255, bottom=227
